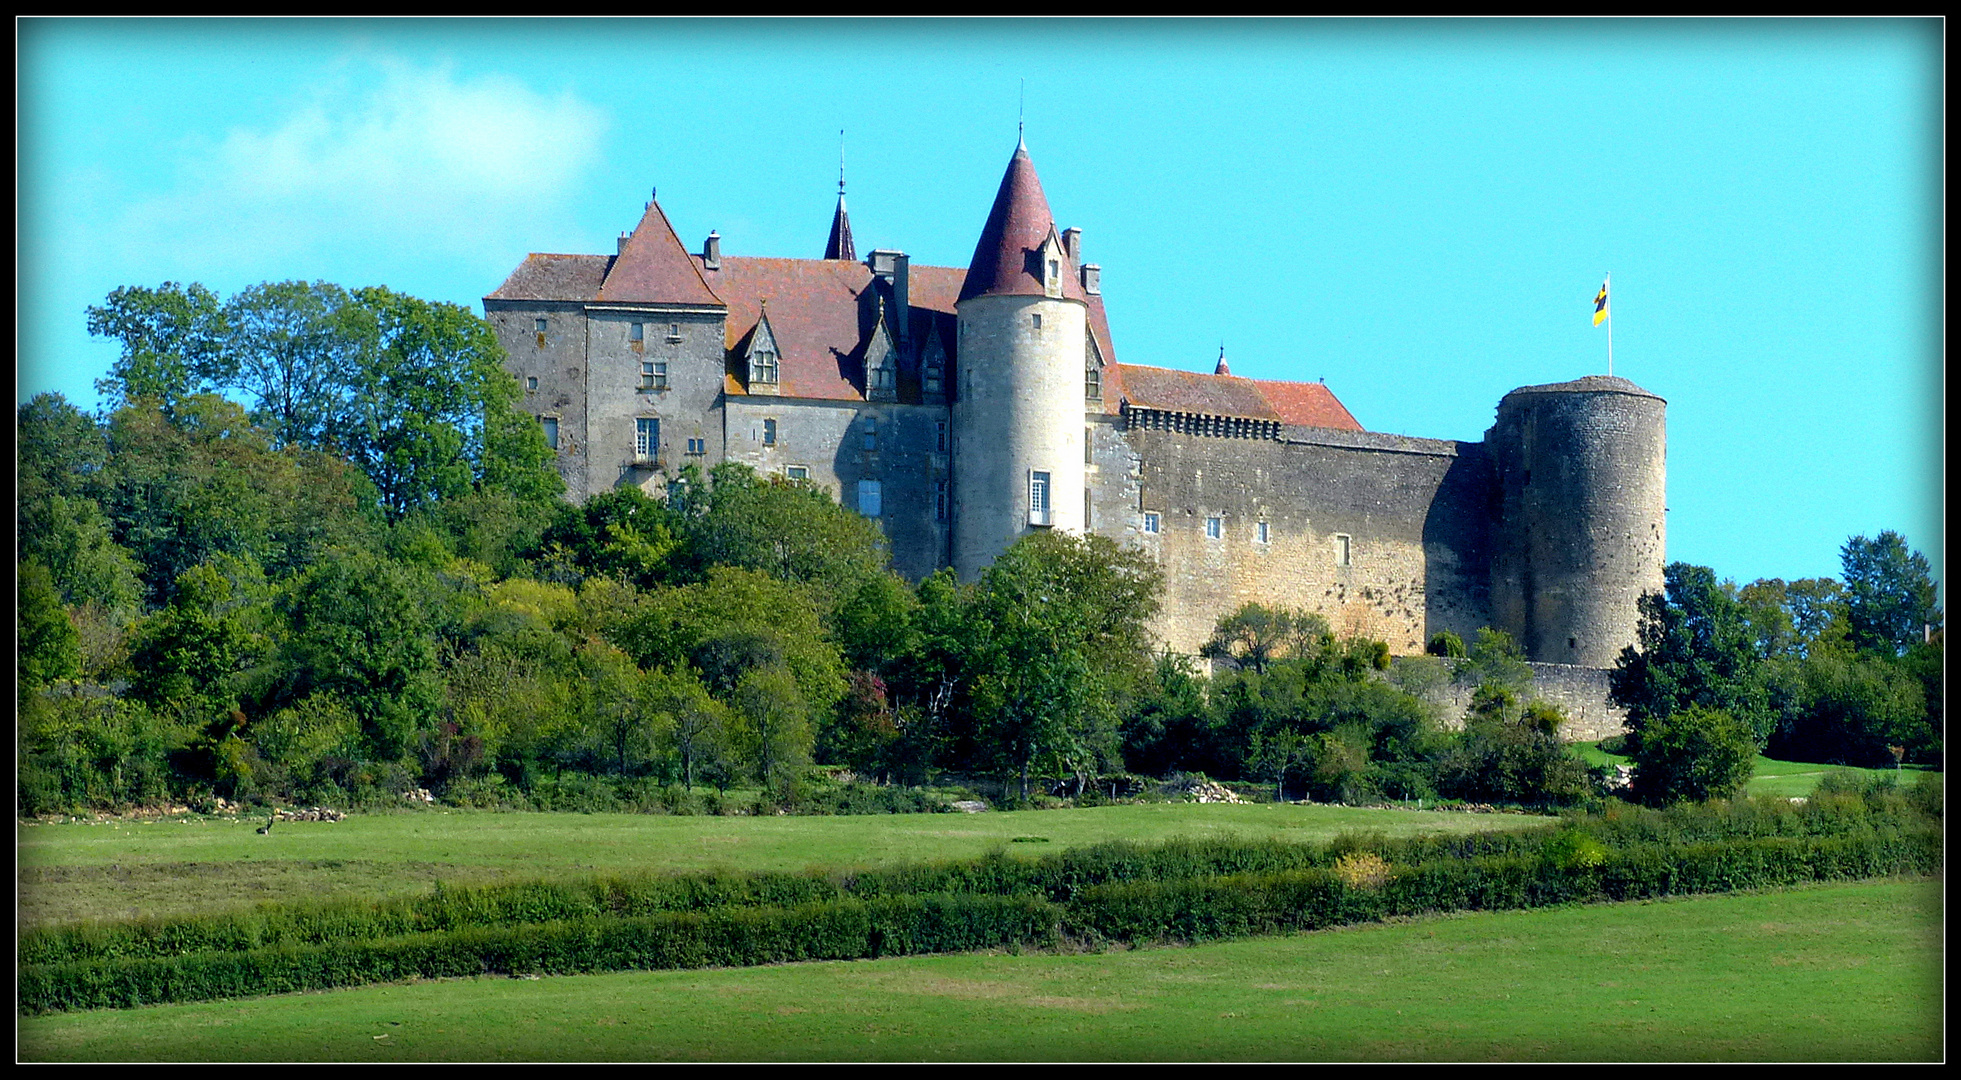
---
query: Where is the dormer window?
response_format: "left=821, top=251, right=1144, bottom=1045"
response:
left=745, top=310, right=783, bottom=394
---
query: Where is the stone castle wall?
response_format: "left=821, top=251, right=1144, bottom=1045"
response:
left=1097, top=423, right=1496, bottom=659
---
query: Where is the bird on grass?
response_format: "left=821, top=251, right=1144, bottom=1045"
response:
left=256, top=813, right=275, bottom=835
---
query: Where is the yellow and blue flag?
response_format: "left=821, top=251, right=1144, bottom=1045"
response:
left=1592, top=278, right=1610, bottom=326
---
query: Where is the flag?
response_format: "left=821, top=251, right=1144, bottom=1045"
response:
left=1592, top=278, right=1610, bottom=326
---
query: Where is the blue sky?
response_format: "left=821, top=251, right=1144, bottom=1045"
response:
left=17, top=19, right=1944, bottom=592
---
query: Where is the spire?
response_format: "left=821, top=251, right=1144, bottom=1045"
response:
left=959, top=142, right=1086, bottom=303
left=825, top=130, right=856, bottom=261
left=1214, top=345, right=1231, bottom=377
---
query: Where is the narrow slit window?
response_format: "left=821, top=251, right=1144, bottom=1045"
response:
left=763, top=418, right=777, bottom=446
left=1206, top=517, right=1223, bottom=540
left=1257, top=522, right=1270, bottom=544
left=1335, top=534, right=1352, bottom=566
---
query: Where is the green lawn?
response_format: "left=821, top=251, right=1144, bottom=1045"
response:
left=18, top=878, right=1941, bottom=1062
left=1571, top=743, right=1932, bottom=799
left=17, top=802, right=1542, bottom=928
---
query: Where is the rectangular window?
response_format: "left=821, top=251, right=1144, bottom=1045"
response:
left=1085, top=429, right=1094, bottom=464
left=526, top=376, right=538, bottom=391
left=1031, top=313, right=1043, bottom=331
left=1029, top=471, right=1052, bottom=526
left=1257, top=521, right=1270, bottom=544
left=686, top=438, right=706, bottom=456
left=1335, top=533, right=1352, bottom=566
left=1084, top=487, right=1092, bottom=530
left=1086, top=364, right=1100, bottom=400
left=935, top=479, right=948, bottom=521
left=863, top=417, right=877, bottom=452
left=636, top=418, right=658, bottom=461
left=666, top=322, right=682, bottom=342
left=787, top=465, right=809, bottom=481
left=1143, top=512, right=1160, bottom=535
left=858, top=479, right=882, bottom=519
left=540, top=416, right=559, bottom=451
left=1206, top=517, right=1223, bottom=540
left=629, top=322, right=644, bottom=343
left=925, top=365, right=943, bottom=394
left=763, top=418, right=777, bottom=446
left=534, top=318, right=548, bottom=333
left=935, top=420, right=948, bottom=452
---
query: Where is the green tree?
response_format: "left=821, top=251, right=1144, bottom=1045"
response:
left=1629, top=704, right=1758, bottom=805
left=646, top=666, right=731, bottom=792
left=87, top=282, right=231, bottom=415
left=125, top=558, right=267, bottom=719
left=224, top=280, right=366, bottom=449
left=964, top=532, right=1163, bottom=798
left=17, top=561, right=81, bottom=699
left=1610, top=563, right=1774, bottom=747
left=1202, top=603, right=1329, bottom=674
left=273, top=550, right=440, bottom=760
left=1841, top=531, right=1942, bottom=657
left=734, top=664, right=815, bottom=793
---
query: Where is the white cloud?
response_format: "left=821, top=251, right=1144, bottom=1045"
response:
left=107, top=58, right=608, bottom=278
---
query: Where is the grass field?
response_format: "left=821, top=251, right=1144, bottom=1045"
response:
left=17, top=878, right=1941, bottom=1061
left=17, top=802, right=1542, bottom=928
left=1570, top=744, right=1930, bottom=800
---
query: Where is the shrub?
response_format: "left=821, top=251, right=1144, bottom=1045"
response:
left=1331, top=851, right=1393, bottom=890
left=1631, top=705, right=1758, bottom=805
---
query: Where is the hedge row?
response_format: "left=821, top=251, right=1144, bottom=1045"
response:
left=24, top=799, right=1939, bottom=968
left=19, top=892, right=1061, bottom=1015
left=1067, top=828, right=1944, bottom=944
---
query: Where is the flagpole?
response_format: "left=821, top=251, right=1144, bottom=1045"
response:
left=1606, top=271, right=1613, bottom=377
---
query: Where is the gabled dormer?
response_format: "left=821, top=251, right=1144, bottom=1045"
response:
left=864, top=297, right=899, bottom=403
left=1040, top=226, right=1067, bottom=300
left=745, top=304, right=782, bottom=395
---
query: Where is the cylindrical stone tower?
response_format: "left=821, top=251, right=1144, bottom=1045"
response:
left=951, top=142, right=1089, bottom=580
left=1488, top=375, right=1666, bottom=667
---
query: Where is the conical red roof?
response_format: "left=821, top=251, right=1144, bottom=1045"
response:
left=596, top=196, right=724, bottom=306
left=959, top=144, right=1087, bottom=304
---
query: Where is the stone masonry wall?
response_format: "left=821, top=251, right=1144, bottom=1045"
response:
left=724, top=397, right=951, bottom=583
left=1102, top=423, right=1495, bottom=659
left=1424, top=661, right=1629, bottom=743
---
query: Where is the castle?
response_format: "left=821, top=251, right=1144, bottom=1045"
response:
left=485, top=141, right=1666, bottom=733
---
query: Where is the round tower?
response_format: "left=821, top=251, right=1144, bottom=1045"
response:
left=1489, top=375, right=1666, bottom=667
left=951, top=142, right=1090, bottom=579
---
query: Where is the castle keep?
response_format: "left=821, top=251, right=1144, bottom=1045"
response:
left=485, top=142, right=1666, bottom=726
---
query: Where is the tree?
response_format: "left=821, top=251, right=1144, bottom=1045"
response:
left=17, top=561, right=81, bottom=700
left=964, top=532, right=1163, bottom=798
left=1841, top=532, right=1942, bottom=657
left=1629, top=704, right=1757, bottom=805
left=1610, top=563, right=1774, bottom=747
left=87, top=282, right=230, bottom=414
left=646, top=666, right=731, bottom=792
left=273, top=550, right=440, bottom=760
left=1202, top=603, right=1329, bottom=674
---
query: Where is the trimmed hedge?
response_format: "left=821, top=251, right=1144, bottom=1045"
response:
left=19, top=893, right=1061, bottom=1015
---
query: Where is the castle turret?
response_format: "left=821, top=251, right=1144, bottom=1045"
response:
left=951, top=141, right=1089, bottom=579
left=1489, top=375, right=1666, bottom=666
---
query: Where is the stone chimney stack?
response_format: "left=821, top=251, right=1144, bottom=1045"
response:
left=1081, top=263, right=1101, bottom=295
left=618, top=232, right=631, bottom=255
left=893, top=253, right=911, bottom=348
left=1061, top=227, right=1081, bottom=264
left=703, top=231, right=722, bottom=270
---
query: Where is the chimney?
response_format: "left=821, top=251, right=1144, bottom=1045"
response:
left=618, top=231, right=632, bottom=255
left=1081, top=263, right=1101, bottom=296
left=891, top=253, right=911, bottom=348
left=1062, top=227, right=1081, bottom=264
left=703, top=231, right=721, bottom=271
left=868, top=249, right=901, bottom=280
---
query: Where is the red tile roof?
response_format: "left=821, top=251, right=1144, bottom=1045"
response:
left=702, top=256, right=967, bottom=402
left=595, top=199, right=724, bottom=306
left=959, top=145, right=1088, bottom=304
left=1114, top=364, right=1282, bottom=421
left=1109, top=364, right=1365, bottom=432
left=487, top=253, right=613, bottom=302
left=1251, top=378, right=1364, bottom=431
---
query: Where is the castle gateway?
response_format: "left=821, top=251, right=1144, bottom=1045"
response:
left=485, top=141, right=1666, bottom=721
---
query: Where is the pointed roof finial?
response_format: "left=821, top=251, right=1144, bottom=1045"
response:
left=825, top=131, right=856, bottom=261
left=1215, top=344, right=1231, bottom=377
left=1017, top=79, right=1026, bottom=149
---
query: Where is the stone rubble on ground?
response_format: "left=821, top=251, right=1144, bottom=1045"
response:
left=403, top=788, right=436, bottom=804
left=274, top=807, right=347, bottom=822
left=1168, top=778, right=1247, bottom=804
left=949, top=800, right=990, bottom=813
